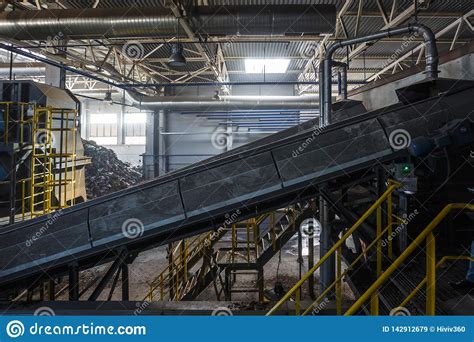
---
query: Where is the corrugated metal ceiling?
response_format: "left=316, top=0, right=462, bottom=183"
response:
left=59, top=0, right=473, bottom=83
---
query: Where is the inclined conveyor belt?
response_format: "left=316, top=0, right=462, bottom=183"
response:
left=1, top=78, right=473, bottom=288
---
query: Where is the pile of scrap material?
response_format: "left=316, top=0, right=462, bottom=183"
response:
left=82, top=139, right=143, bottom=199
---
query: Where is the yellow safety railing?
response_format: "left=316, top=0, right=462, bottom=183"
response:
left=346, top=203, right=474, bottom=316
left=398, top=255, right=474, bottom=309
left=145, top=231, right=221, bottom=301
left=145, top=208, right=298, bottom=301
left=267, top=180, right=402, bottom=315
left=29, top=107, right=77, bottom=217
left=229, top=212, right=275, bottom=264
left=1, top=102, right=78, bottom=223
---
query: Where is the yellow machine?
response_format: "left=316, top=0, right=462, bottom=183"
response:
left=0, top=81, right=90, bottom=224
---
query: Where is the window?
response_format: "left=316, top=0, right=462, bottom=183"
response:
left=90, top=113, right=117, bottom=124
left=124, top=113, right=146, bottom=124
left=244, top=59, right=290, bottom=74
left=89, top=113, right=117, bottom=145
left=124, top=113, right=146, bottom=144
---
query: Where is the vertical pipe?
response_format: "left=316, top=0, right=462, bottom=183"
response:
left=339, top=64, right=348, bottom=100
left=318, top=67, right=325, bottom=127
left=322, top=58, right=332, bottom=126
left=323, top=24, right=438, bottom=126
left=426, top=232, right=436, bottom=315
left=9, top=50, right=13, bottom=80
left=320, top=192, right=335, bottom=295
left=9, top=152, right=16, bottom=225
left=308, top=233, right=315, bottom=299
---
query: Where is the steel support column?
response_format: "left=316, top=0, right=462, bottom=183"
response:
left=68, top=263, right=80, bottom=301
left=122, top=262, right=129, bottom=301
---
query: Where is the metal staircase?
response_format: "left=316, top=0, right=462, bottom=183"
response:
left=266, top=192, right=474, bottom=315
left=145, top=204, right=312, bottom=302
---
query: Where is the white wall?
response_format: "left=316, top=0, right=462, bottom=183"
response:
left=350, top=53, right=474, bottom=111
left=103, top=144, right=145, bottom=166
left=164, top=84, right=296, bottom=171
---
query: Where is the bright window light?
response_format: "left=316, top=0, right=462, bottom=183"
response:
left=124, top=113, right=147, bottom=124
left=245, top=59, right=290, bottom=74
left=125, top=136, right=146, bottom=145
left=90, top=113, right=117, bottom=124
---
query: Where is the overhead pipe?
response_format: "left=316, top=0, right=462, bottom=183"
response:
left=116, top=81, right=366, bottom=88
left=0, top=5, right=336, bottom=40
left=321, top=24, right=438, bottom=125
left=318, top=24, right=438, bottom=296
left=124, top=91, right=320, bottom=111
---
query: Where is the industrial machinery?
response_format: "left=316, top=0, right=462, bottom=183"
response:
left=0, top=75, right=472, bottom=311
left=0, top=81, right=90, bottom=225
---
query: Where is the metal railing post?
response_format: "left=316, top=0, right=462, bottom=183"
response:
left=336, top=246, right=342, bottom=315
left=426, top=232, right=436, bottom=315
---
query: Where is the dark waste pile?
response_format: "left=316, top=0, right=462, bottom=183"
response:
left=82, top=139, right=143, bottom=199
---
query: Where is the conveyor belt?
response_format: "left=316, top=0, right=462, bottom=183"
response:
left=1, top=78, right=473, bottom=289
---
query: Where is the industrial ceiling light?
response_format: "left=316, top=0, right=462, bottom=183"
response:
left=104, top=91, right=113, bottom=105
left=168, top=18, right=186, bottom=68
left=168, top=43, right=186, bottom=68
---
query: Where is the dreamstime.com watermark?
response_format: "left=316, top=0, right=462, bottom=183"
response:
left=34, top=307, right=56, bottom=316
left=311, top=297, right=330, bottom=315
left=204, top=209, right=241, bottom=247
left=134, top=301, right=150, bottom=316
left=389, top=306, right=411, bottom=316
left=122, top=218, right=145, bottom=239
left=300, top=217, right=321, bottom=239
left=380, top=33, right=419, bottom=69
left=211, top=306, right=233, bottom=316
left=381, top=209, right=419, bottom=248
left=292, top=124, right=327, bottom=158
left=5, top=320, right=146, bottom=338
left=389, top=129, right=412, bottom=150
left=211, top=129, right=233, bottom=150
left=122, top=40, right=145, bottom=61
left=25, top=209, right=63, bottom=247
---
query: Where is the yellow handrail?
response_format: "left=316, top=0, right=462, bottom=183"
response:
left=345, top=203, right=474, bottom=315
left=267, top=180, right=401, bottom=315
left=301, top=219, right=403, bottom=315
left=145, top=208, right=295, bottom=301
left=146, top=231, right=213, bottom=300
left=399, top=255, right=474, bottom=308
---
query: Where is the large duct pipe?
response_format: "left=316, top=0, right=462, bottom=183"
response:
left=125, top=91, right=319, bottom=111
left=322, top=24, right=438, bottom=124
left=334, top=62, right=348, bottom=100
left=0, top=5, right=336, bottom=40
